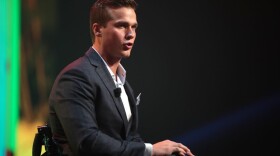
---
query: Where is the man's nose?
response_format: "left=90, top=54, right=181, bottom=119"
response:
left=125, top=28, right=135, bottom=40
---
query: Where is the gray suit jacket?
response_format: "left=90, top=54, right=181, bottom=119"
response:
left=49, top=47, right=145, bottom=156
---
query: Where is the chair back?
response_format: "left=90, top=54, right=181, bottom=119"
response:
left=32, top=124, right=61, bottom=156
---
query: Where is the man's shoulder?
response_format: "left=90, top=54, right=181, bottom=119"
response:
left=55, top=53, right=94, bottom=79
left=60, top=48, right=99, bottom=73
left=52, top=48, right=105, bottom=86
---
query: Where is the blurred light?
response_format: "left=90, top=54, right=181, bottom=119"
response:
left=0, top=0, right=8, bottom=155
left=0, top=0, right=20, bottom=155
left=173, top=93, right=280, bottom=146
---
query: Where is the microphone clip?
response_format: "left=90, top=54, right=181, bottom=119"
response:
left=114, top=87, right=122, bottom=97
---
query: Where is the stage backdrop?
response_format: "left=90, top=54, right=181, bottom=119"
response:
left=18, top=0, right=280, bottom=156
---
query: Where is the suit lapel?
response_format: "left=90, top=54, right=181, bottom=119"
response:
left=124, top=82, right=136, bottom=118
left=124, top=82, right=138, bottom=136
left=85, top=48, right=129, bottom=133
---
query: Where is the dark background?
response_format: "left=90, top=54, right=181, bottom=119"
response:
left=45, top=0, right=280, bottom=155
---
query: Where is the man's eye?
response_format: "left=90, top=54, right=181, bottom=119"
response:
left=118, top=25, right=125, bottom=28
left=115, top=24, right=126, bottom=28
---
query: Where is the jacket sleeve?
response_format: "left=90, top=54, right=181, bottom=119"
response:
left=51, top=68, right=145, bottom=156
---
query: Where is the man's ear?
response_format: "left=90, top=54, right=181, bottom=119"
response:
left=92, top=23, right=102, bottom=37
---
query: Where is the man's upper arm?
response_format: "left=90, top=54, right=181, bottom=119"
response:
left=52, top=68, right=145, bottom=156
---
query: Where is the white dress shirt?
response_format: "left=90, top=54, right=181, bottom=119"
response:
left=93, top=47, right=153, bottom=156
left=105, top=62, right=132, bottom=121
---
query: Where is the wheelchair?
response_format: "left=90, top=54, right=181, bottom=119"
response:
left=32, top=124, right=181, bottom=156
left=32, top=124, right=61, bottom=156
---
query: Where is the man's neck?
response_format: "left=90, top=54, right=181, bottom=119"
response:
left=107, top=61, right=119, bottom=77
left=92, top=44, right=121, bottom=76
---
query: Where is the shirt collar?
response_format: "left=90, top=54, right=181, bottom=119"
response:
left=92, top=46, right=126, bottom=85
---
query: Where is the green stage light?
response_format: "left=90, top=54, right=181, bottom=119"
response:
left=0, top=0, right=8, bottom=155
left=1, top=0, right=20, bottom=154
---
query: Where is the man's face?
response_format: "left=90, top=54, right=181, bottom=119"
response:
left=100, top=7, right=138, bottom=59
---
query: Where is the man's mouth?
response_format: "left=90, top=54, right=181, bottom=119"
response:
left=123, top=42, right=133, bottom=50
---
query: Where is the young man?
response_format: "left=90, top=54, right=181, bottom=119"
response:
left=49, top=0, right=194, bottom=155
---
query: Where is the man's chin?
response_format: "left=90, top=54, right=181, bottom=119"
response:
left=121, top=51, right=131, bottom=58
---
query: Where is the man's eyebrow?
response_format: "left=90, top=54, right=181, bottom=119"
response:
left=115, top=20, right=138, bottom=27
